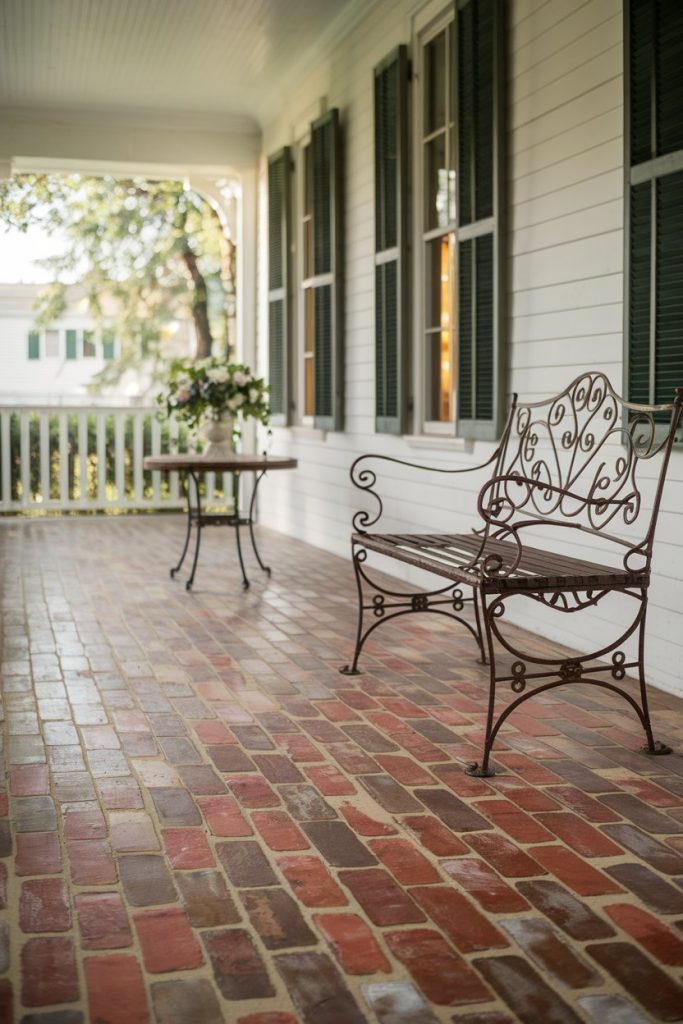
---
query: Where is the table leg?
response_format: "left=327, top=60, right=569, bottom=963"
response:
left=170, top=474, right=193, bottom=579
left=185, top=471, right=202, bottom=591
left=248, top=469, right=272, bottom=575
left=232, top=471, right=250, bottom=589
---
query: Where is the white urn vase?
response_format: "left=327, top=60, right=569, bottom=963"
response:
left=202, top=411, right=235, bottom=458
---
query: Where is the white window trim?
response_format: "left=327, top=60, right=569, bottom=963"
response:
left=294, top=130, right=315, bottom=428
left=411, top=1, right=458, bottom=440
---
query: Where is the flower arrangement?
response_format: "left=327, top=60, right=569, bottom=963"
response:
left=160, top=357, right=271, bottom=434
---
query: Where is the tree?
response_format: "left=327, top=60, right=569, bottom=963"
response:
left=0, top=173, right=236, bottom=380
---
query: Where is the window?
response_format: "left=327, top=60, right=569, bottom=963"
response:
left=102, top=330, right=116, bottom=361
left=374, top=46, right=409, bottom=434
left=66, top=330, right=78, bottom=359
left=45, top=330, right=59, bottom=358
left=27, top=331, right=40, bottom=360
left=626, top=0, right=683, bottom=414
left=373, top=0, right=504, bottom=440
left=267, top=148, right=292, bottom=425
left=83, top=330, right=96, bottom=358
left=267, top=108, right=343, bottom=430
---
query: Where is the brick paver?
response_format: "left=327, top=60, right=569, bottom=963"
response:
left=2, top=516, right=683, bottom=1021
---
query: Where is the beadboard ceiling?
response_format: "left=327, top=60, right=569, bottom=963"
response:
left=0, top=0, right=362, bottom=128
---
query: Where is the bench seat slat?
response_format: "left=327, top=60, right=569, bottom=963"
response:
left=354, top=532, right=648, bottom=594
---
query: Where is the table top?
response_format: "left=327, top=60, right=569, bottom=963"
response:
left=143, top=453, right=298, bottom=473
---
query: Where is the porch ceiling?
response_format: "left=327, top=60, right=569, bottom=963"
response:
left=0, top=0, right=367, bottom=175
left=0, top=0, right=360, bottom=125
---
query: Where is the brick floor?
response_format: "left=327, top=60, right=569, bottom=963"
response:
left=2, top=515, right=683, bottom=1022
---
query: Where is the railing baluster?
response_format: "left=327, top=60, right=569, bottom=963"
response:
left=96, top=413, right=106, bottom=507
left=151, top=416, right=161, bottom=505
left=78, top=413, right=88, bottom=508
left=59, top=412, right=69, bottom=507
left=20, top=411, right=31, bottom=508
left=134, top=413, right=144, bottom=505
left=115, top=413, right=125, bottom=504
left=39, top=412, right=50, bottom=506
left=0, top=411, right=10, bottom=509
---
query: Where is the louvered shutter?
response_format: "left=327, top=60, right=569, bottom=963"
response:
left=455, top=0, right=505, bottom=441
left=374, top=46, right=409, bottom=434
left=626, top=0, right=683, bottom=417
left=267, top=148, right=292, bottom=424
left=311, top=109, right=343, bottom=431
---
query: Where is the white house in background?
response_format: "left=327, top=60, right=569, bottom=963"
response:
left=0, top=282, right=195, bottom=404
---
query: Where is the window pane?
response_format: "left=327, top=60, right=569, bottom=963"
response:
left=425, top=134, right=451, bottom=230
left=45, top=330, right=59, bottom=358
left=424, top=31, right=446, bottom=135
left=27, top=332, right=40, bottom=360
left=83, top=331, right=96, bottom=358
left=66, top=329, right=77, bottom=359
left=425, top=234, right=455, bottom=422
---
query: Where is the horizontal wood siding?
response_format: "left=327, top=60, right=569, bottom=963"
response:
left=258, top=0, right=683, bottom=697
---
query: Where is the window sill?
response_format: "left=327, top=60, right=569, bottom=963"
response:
left=403, top=434, right=473, bottom=454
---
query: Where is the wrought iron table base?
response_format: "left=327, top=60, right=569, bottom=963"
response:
left=170, top=469, right=271, bottom=590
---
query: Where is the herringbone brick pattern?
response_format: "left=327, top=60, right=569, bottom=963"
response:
left=1, top=515, right=683, bottom=1022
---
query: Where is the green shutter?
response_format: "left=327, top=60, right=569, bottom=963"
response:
left=66, top=330, right=77, bottom=359
left=374, top=45, right=409, bottom=434
left=626, top=0, right=683, bottom=414
left=267, top=148, right=292, bottom=424
left=27, top=331, right=40, bottom=360
left=456, top=0, right=505, bottom=441
left=102, top=330, right=115, bottom=361
left=311, top=109, right=343, bottom=431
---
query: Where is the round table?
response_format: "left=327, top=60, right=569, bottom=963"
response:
left=143, top=453, right=297, bottom=590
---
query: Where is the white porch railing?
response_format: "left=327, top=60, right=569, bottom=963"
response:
left=0, top=404, right=228, bottom=512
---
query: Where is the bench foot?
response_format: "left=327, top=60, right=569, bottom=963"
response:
left=643, top=740, right=672, bottom=756
left=465, top=762, right=497, bottom=778
left=339, top=665, right=361, bottom=676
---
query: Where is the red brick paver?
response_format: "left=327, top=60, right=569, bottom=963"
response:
left=2, top=516, right=683, bottom=1022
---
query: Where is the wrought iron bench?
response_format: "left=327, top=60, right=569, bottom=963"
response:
left=341, top=373, right=683, bottom=776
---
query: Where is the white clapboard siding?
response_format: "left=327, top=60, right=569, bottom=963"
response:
left=256, top=0, right=683, bottom=698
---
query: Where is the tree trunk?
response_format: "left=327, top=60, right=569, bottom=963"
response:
left=182, top=247, right=213, bottom=359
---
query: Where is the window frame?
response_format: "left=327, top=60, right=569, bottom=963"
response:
left=623, top=0, right=683, bottom=417
left=411, top=0, right=506, bottom=442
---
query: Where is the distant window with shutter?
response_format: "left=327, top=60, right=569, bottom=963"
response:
left=65, top=329, right=78, bottom=360
left=267, top=148, right=292, bottom=424
left=27, top=331, right=40, bottom=360
left=83, top=330, right=96, bottom=358
left=417, top=0, right=504, bottom=440
left=374, top=46, right=409, bottom=434
left=102, top=330, right=116, bottom=361
left=310, top=109, right=343, bottom=431
left=625, top=0, right=683, bottom=417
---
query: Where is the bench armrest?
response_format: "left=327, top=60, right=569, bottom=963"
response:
left=350, top=450, right=501, bottom=533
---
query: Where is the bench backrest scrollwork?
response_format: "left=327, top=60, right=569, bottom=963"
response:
left=487, top=372, right=683, bottom=573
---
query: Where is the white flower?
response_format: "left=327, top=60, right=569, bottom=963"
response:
left=232, top=370, right=248, bottom=386
left=227, top=396, right=240, bottom=411
left=207, top=367, right=229, bottom=383
left=249, top=387, right=260, bottom=403
left=232, top=392, right=246, bottom=407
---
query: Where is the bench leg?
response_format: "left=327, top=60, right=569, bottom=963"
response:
left=340, top=543, right=366, bottom=676
left=466, top=590, right=498, bottom=777
left=637, top=595, right=672, bottom=756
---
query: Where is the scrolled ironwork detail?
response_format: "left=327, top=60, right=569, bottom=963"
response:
left=511, top=661, right=527, bottom=693
left=611, top=650, right=626, bottom=681
left=372, top=595, right=385, bottom=618
left=559, top=659, right=583, bottom=681
left=451, top=587, right=464, bottom=612
left=411, top=594, right=429, bottom=611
